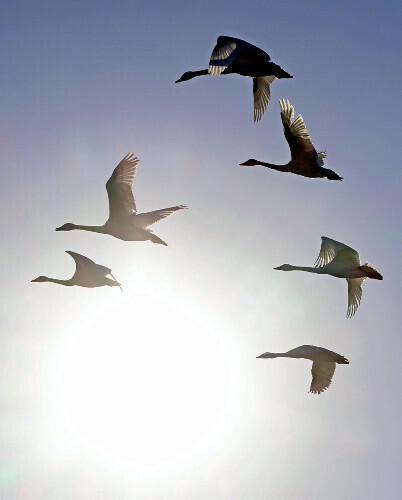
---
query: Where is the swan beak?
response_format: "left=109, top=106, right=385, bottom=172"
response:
left=55, top=226, right=62, bottom=231
left=256, top=353, right=269, bottom=358
left=31, top=278, right=39, bottom=282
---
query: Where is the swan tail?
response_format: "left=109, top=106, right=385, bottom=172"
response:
left=324, top=168, right=343, bottom=181
left=268, top=63, right=292, bottom=79
left=360, top=263, right=382, bottom=280
left=149, top=233, right=168, bottom=246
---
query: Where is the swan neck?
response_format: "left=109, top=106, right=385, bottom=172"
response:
left=258, top=161, right=290, bottom=171
left=192, top=69, right=209, bottom=78
left=75, top=224, right=105, bottom=233
left=289, top=265, right=324, bottom=274
left=44, top=277, right=73, bottom=286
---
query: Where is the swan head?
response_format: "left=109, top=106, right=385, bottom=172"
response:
left=56, top=223, right=76, bottom=231
left=239, top=159, right=259, bottom=167
left=274, top=264, right=293, bottom=271
left=175, top=71, right=196, bottom=83
left=256, top=352, right=278, bottom=359
left=31, top=276, right=48, bottom=282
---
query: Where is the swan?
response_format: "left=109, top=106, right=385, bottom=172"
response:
left=175, top=35, right=292, bottom=122
left=257, top=345, right=349, bottom=394
left=31, top=251, right=121, bottom=289
left=240, top=99, right=343, bottom=179
left=56, top=153, right=187, bottom=246
left=274, top=236, right=383, bottom=317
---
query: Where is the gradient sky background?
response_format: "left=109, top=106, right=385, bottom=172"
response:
left=1, top=1, right=401, bottom=498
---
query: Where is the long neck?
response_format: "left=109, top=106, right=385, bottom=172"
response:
left=43, top=277, right=74, bottom=286
left=287, top=265, right=325, bottom=274
left=257, top=161, right=290, bottom=172
left=74, top=224, right=105, bottom=233
left=260, top=352, right=288, bottom=359
left=190, top=69, right=209, bottom=78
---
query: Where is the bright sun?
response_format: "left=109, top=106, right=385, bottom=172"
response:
left=58, top=291, right=238, bottom=470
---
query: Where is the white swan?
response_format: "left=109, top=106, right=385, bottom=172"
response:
left=56, top=153, right=187, bottom=246
left=31, top=251, right=121, bottom=289
left=257, top=345, right=349, bottom=394
left=275, top=236, right=383, bottom=317
left=240, top=99, right=343, bottom=180
left=175, top=35, right=292, bottom=122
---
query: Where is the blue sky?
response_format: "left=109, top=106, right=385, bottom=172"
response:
left=1, top=1, right=401, bottom=498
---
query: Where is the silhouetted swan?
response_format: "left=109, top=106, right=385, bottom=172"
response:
left=56, top=153, right=186, bottom=245
left=240, top=99, right=343, bottom=180
left=31, top=251, right=121, bottom=289
left=175, top=35, right=292, bottom=122
left=275, top=236, right=382, bottom=317
left=257, top=345, right=349, bottom=394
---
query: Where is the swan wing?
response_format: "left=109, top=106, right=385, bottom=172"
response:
left=106, top=153, right=139, bottom=220
left=279, top=99, right=317, bottom=159
left=66, top=251, right=112, bottom=280
left=314, top=236, right=360, bottom=268
left=310, top=361, right=336, bottom=394
left=346, top=277, right=366, bottom=318
left=253, top=76, right=276, bottom=122
left=209, top=36, right=269, bottom=76
left=134, top=205, right=187, bottom=228
left=285, top=345, right=325, bottom=357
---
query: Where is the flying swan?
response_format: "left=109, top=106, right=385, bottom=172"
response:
left=56, top=153, right=187, bottom=245
left=257, top=345, right=349, bottom=394
left=175, top=35, right=292, bottom=122
left=274, top=236, right=382, bottom=317
left=240, top=99, right=343, bottom=180
left=31, top=251, right=121, bottom=289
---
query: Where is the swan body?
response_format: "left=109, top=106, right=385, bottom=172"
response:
left=56, top=153, right=187, bottom=245
left=31, top=251, right=121, bottom=289
left=257, top=345, right=349, bottom=394
left=175, top=35, right=292, bottom=122
left=275, top=236, right=382, bottom=317
left=240, top=99, right=343, bottom=180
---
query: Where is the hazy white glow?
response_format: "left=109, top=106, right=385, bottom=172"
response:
left=58, top=291, right=239, bottom=470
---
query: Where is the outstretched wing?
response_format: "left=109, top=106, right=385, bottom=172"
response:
left=208, top=35, right=269, bottom=76
left=66, top=251, right=112, bottom=280
left=285, top=345, right=326, bottom=357
left=310, top=361, right=336, bottom=394
left=135, top=205, right=187, bottom=228
left=346, top=277, right=366, bottom=318
left=314, top=236, right=360, bottom=268
left=106, top=153, right=139, bottom=220
left=253, top=76, right=276, bottom=122
left=279, top=99, right=319, bottom=161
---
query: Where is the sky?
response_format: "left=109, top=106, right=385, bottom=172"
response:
left=1, top=0, right=401, bottom=498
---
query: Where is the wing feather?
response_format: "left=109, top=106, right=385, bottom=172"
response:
left=346, top=277, right=366, bottom=318
left=279, top=99, right=316, bottom=158
left=106, top=153, right=139, bottom=220
left=208, top=35, right=269, bottom=76
left=314, top=236, right=360, bottom=268
left=310, top=361, right=336, bottom=394
left=135, top=205, right=187, bottom=228
left=66, top=251, right=112, bottom=280
left=253, top=76, right=276, bottom=122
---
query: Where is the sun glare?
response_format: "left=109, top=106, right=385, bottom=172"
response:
left=57, top=290, right=239, bottom=470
